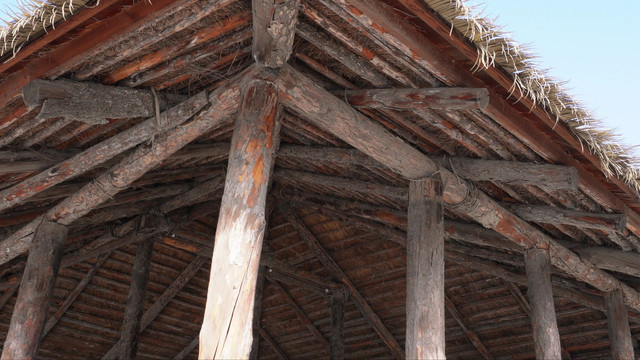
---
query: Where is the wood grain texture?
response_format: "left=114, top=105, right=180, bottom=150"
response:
left=605, top=290, right=634, bottom=360
left=342, top=87, right=489, bottom=110
left=252, top=0, right=300, bottom=67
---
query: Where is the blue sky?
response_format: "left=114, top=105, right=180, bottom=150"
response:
left=0, top=0, right=638, bottom=155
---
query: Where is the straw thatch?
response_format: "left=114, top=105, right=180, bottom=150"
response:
left=0, top=0, right=638, bottom=192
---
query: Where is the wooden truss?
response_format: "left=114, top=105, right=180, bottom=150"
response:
left=0, top=0, right=638, bottom=358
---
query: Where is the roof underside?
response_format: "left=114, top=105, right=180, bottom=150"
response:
left=0, top=0, right=639, bottom=359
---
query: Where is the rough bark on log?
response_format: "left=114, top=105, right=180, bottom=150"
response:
left=1, top=220, right=68, bottom=360
left=406, top=176, right=445, bottom=359
left=558, top=241, right=640, bottom=278
left=506, top=204, right=625, bottom=232
left=252, top=0, right=300, bottom=67
left=330, top=290, right=347, bottom=360
left=199, top=79, right=281, bottom=359
left=525, top=248, right=562, bottom=360
left=273, top=64, right=640, bottom=314
left=605, top=290, right=634, bottom=360
left=342, top=87, right=489, bottom=110
left=0, top=76, right=244, bottom=265
left=114, top=237, right=154, bottom=360
left=22, top=79, right=183, bottom=124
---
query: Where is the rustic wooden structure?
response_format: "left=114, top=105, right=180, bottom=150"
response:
left=0, top=0, right=639, bottom=358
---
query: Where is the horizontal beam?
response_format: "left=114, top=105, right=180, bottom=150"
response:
left=341, top=87, right=489, bottom=110
left=506, top=204, right=626, bottom=232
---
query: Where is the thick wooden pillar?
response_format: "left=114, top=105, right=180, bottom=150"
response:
left=605, top=290, right=634, bottom=359
left=2, top=220, right=68, bottom=359
left=199, top=78, right=280, bottom=359
left=118, top=237, right=154, bottom=359
left=525, top=248, right=562, bottom=359
left=330, top=290, right=346, bottom=360
left=406, top=176, right=445, bottom=359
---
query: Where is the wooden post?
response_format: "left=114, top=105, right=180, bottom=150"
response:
left=118, top=237, right=154, bottom=360
left=330, top=290, right=347, bottom=360
left=525, top=248, right=562, bottom=359
left=199, top=78, right=281, bottom=359
left=249, top=266, right=267, bottom=360
left=406, top=176, right=445, bottom=359
left=252, top=0, right=300, bottom=67
left=2, top=220, right=68, bottom=359
left=605, top=290, right=634, bottom=359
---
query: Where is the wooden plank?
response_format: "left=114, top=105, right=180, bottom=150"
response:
left=342, top=88, right=489, bottom=110
left=406, top=176, right=445, bottom=359
left=42, top=251, right=112, bottom=339
left=287, top=212, right=405, bottom=359
left=260, top=326, right=289, bottom=360
left=252, top=0, right=300, bottom=67
left=444, top=296, right=494, bottom=359
left=22, top=79, right=183, bottom=124
left=273, top=64, right=640, bottom=314
left=0, top=74, right=246, bottom=265
left=507, top=204, right=625, bottom=232
left=1, top=220, right=68, bottom=359
left=330, top=290, right=347, bottom=360
left=525, top=248, right=562, bottom=359
left=116, top=237, right=154, bottom=360
left=0, top=65, right=251, bottom=214
left=605, top=290, right=634, bottom=360
left=199, top=78, right=281, bottom=359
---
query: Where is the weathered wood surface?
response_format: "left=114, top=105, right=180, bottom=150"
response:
left=330, top=290, right=347, bottom=360
left=22, top=79, right=183, bottom=124
left=406, top=176, right=445, bottom=359
left=342, top=87, right=489, bottom=110
left=605, top=290, right=634, bottom=360
left=0, top=66, right=252, bottom=214
left=199, top=79, right=281, bottom=359
left=252, top=0, right=300, bottom=67
left=113, top=237, right=154, bottom=360
left=558, top=241, right=640, bottom=278
left=442, top=158, right=579, bottom=191
left=273, top=64, right=640, bottom=314
left=0, top=76, right=245, bottom=265
left=287, top=212, right=405, bottom=359
left=444, top=296, right=493, bottom=359
left=250, top=267, right=267, bottom=360
left=525, top=248, right=562, bottom=360
left=1, top=220, right=68, bottom=360
left=506, top=204, right=626, bottom=232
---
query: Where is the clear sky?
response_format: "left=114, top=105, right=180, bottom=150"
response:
left=0, top=0, right=638, bottom=155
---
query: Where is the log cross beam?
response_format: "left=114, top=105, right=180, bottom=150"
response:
left=286, top=211, right=405, bottom=359
left=269, top=64, right=640, bottom=314
left=252, top=0, right=300, bottom=67
left=199, top=78, right=281, bottom=359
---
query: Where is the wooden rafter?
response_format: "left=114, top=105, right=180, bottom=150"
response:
left=341, top=87, right=489, bottom=110
left=330, top=289, right=347, bottom=360
left=286, top=212, right=405, bottom=359
left=444, top=295, right=493, bottom=359
left=506, top=204, right=626, bottom=232
left=260, top=326, right=289, bottom=360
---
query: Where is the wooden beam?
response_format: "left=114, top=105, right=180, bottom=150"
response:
left=506, top=204, right=626, bottom=232
left=406, top=176, right=445, bottom=359
left=525, top=248, right=562, bottom=359
left=0, top=66, right=251, bottom=214
left=262, top=253, right=344, bottom=294
left=330, top=289, right=347, bottom=360
left=22, top=79, right=183, bottom=124
left=286, top=212, right=405, bottom=359
left=444, top=295, right=494, bottom=359
left=1, top=220, right=68, bottom=359
left=268, top=280, right=330, bottom=349
left=252, top=0, right=300, bottom=67
left=558, top=241, right=640, bottom=278
left=174, top=337, right=199, bottom=360
left=260, top=326, right=289, bottom=360
left=342, top=88, right=489, bottom=110
left=199, top=78, right=281, bottom=359
left=0, top=75, right=244, bottom=266
left=42, top=251, right=112, bottom=339
left=116, top=237, right=154, bottom=360
left=273, top=65, right=640, bottom=314
left=605, top=290, right=635, bottom=359
left=103, top=254, right=208, bottom=359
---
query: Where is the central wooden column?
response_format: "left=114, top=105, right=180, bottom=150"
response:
left=2, top=219, right=68, bottom=359
left=406, top=175, right=445, bottom=359
left=605, top=290, right=634, bottom=359
left=525, top=248, right=562, bottom=359
left=199, top=78, right=280, bottom=359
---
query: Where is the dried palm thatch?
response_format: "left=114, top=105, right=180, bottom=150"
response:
left=0, top=0, right=92, bottom=57
left=425, top=0, right=640, bottom=191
